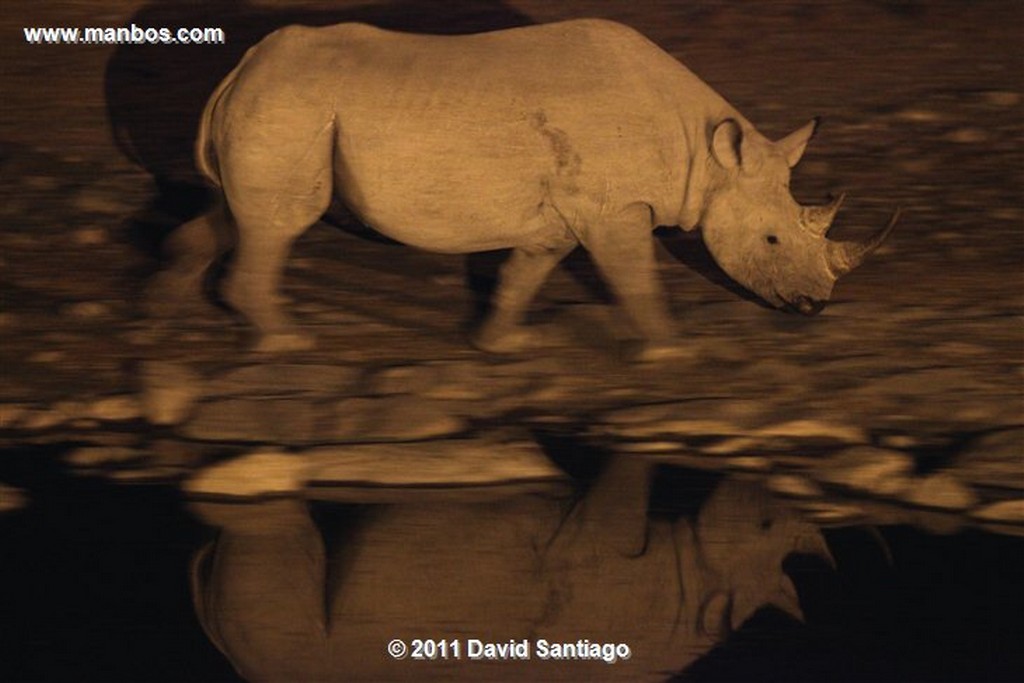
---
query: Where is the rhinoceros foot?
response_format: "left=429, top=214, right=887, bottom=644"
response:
left=471, top=325, right=551, bottom=355
left=144, top=269, right=218, bottom=319
left=631, top=340, right=698, bottom=364
left=252, top=330, right=317, bottom=354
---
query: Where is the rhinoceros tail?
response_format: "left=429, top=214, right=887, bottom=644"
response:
left=195, top=46, right=257, bottom=189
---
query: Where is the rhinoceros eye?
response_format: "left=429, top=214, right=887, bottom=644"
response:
left=766, top=235, right=779, bottom=245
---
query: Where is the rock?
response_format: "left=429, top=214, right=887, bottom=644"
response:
left=702, top=436, right=759, bottom=455
left=981, top=90, right=1021, bottom=107
left=611, top=419, right=740, bottom=440
left=29, top=350, right=66, bottom=364
left=66, top=446, right=144, bottom=468
left=797, top=501, right=865, bottom=525
left=752, top=419, right=868, bottom=444
left=140, top=360, right=202, bottom=426
left=72, top=226, right=109, bottom=246
left=73, top=186, right=131, bottom=214
left=894, top=107, right=945, bottom=123
left=87, top=395, right=142, bottom=422
left=952, top=428, right=1024, bottom=490
left=207, top=363, right=362, bottom=396
left=767, top=474, right=824, bottom=499
left=184, top=450, right=311, bottom=498
left=61, top=301, right=112, bottom=320
left=878, top=432, right=924, bottom=449
left=602, top=402, right=683, bottom=425
left=971, top=500, right=1024, bottom=525
left=0, top=403, right=30, bottom=429
left=183, top=397, right=318, bottom=443
left=0, top=483, right=29, bottom=513
left=423, top=361, right=495, bottom=400
left=815, top=446, right=915, bottom=497
left=306, top=438, right=565, bottom=489
left=903, top=472, right=977, bottom=511
left=945, top=127, right=988, bottom=144
left=423, top=360, right=528, bottom=403
left=20, top=406, right=68, bottom=431
left=368, top=364, right=442, bottom=395
left=617, top=440, right=687, bottom=454
left=326, top=395, right=465, bottom=442
left=108, top=465, right=187, bottom=483
left=725, top=455, right=771, bottom=472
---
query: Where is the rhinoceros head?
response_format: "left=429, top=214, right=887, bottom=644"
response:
left=699, top=118, right=896, bottom=314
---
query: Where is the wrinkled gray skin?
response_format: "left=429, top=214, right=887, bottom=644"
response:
left=155, top=19, right=893, bottom=355
left=189, top=460, right=830, bottom=682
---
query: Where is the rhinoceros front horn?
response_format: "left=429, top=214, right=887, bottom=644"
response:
left=827, top=207, right=901, bottom=276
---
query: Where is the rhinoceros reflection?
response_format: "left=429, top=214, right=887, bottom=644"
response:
left=188, top=458, right=829, bottom=682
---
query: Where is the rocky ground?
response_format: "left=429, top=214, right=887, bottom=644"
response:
left=2, top=0, right=1021, bottom=536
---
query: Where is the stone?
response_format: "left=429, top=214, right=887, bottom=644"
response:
left=945, top=127, right=989, bottom=144
left=422, top=361, right=495, bottom=400
left=368, top=364, right=442, bottom=395
left=617, top=440, right=687, bottom=454
left=73, top=186, right=132, bottom=214
left=65, top=446, right=145, bottom=468
left=971, top=500, right=1024, bottom=525
left=72, top=226, right=109, bottom=246
left=306, top=438, right=565, bottom=488
left=701, top=436, right=759, bottom=455
left=19, top=407, right=67, bottom=431
left=815, top=446, right=915, bottom=497
left=752, top=419, right=868, bottom=444
left=183, top=397, right=318, bottom=443
left=207, top=363, right=362, bottom=396
left=984, top=90, right=1021, bottom=106
left=183, top=450, right=311, bottom=498
left=29, top=350, right=66, bottom=363
left=904, top=472, right=978, bottom=511
left=141, top=360, right=203, bottom=426
left=725, top=455, right=771, bottom=472
left=952, top=427, right=1024, bottom=490
left=61, top=301, right=112, bottom=320
left=325, top=395, right=465, bottom=442
left=87, top=395, right=142, bottom=422
left=767, top=474, right=823, bottom=499
left=0, top=403, right=30, bottom=429
left=0, top=483, right=29, bottom=513
left=602, top=402, right=681, bottom=425
left=797, top=501, right=865, bottom=525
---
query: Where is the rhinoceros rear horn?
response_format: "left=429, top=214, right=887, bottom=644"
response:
left=801, top=192, right=846, bottom=237
left=827, top=207, right=901, bottom=276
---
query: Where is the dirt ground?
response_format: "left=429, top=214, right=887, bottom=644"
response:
left=1, top=1, right=1022, bottom=681
left=2, top=0, right=1021, bottom=452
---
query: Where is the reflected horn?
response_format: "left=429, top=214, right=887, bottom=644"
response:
left=801, top=192, right=845, bottom=237
left=827, top=207, right=901, bottom=276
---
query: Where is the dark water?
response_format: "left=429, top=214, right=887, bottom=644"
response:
left=2, top=444, right=1021, bottom=682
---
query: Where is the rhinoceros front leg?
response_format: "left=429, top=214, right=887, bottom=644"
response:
left=473, top=239, right=577, bottom=354
left=580, top=206, right=686, bottom=361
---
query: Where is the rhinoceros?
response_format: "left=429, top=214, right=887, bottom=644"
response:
left=157, top=19, right=895, bottom=357
left=188, top=457, right=831, bottom=681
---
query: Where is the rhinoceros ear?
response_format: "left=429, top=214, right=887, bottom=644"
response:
left=711, top=119, right=744, bottom=170
left=776, top=118, right=820, bottom=168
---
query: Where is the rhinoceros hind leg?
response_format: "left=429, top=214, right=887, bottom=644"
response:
left=222, top=226, right=317, bottom=352
left=145, top=202, right=232, bottom=318
left=472, top=242, right=575, bottom=353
